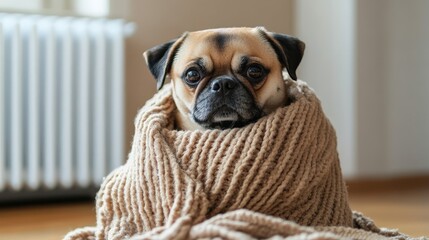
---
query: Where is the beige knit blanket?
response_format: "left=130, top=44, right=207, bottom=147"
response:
left=64, top=80, right=424, bottom=240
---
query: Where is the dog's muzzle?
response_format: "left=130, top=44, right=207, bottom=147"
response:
left=192, top=76, right=262, bottom=129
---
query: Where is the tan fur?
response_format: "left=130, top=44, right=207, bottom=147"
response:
left=169, top=27, right=288, bottom=130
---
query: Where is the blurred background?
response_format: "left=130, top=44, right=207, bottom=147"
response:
left=0, top=0, right=428, bottom=239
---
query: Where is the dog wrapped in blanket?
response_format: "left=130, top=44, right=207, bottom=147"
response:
left=64, top=27, right=421, bottom=240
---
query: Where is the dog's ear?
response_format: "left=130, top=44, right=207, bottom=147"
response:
left=143, top=33, right=188, bottom=90
left=257, top=27, right=305, bottom=80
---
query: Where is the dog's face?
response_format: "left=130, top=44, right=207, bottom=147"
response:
left=143, top=27, right=305, bottom=130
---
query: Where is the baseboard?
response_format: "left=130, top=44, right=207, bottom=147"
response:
left=346, top=174, right=429, bottom=193
left=0, top=187, right=98, bottom=205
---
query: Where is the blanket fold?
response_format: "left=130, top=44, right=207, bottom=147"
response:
left=64, top=80, right=424, bottom=240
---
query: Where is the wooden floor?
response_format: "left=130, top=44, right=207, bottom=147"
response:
left=0, top=186, right=428, bottom=240
left=348, top=188, right=429, bottom=238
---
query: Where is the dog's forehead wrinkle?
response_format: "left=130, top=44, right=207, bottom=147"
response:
left=210, top=33, right=234, bottom=51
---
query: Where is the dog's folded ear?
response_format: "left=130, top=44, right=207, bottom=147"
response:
left=143, top=33, right=188, bottom=90
left=270, top=33, right=305, bottom=80
left=258, top=27, right=305, bottom=80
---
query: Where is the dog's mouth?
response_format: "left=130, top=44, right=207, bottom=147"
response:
left=208, top=106, right=240, bottom=129
left=211, top=106, right=239, bottom=122
left=194, top=105, right=259, bottom=129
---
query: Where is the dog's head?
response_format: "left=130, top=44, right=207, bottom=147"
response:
left=143, top=27, right=305, bottom=130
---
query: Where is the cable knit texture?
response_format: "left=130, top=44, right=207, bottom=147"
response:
left=64, top=80, right=424, bottom=240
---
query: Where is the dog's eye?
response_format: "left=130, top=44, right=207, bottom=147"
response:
left=185, top=69, right=201, bottom=84
left=246, top=64, right=265, bottom=82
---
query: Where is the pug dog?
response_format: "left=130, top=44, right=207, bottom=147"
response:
left=143, top=27, right=305, bottom=130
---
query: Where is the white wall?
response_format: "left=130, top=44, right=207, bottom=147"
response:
left=356, top=0, right=429, bottom=177
left=384, top=0, right=429, bottom=175
left=0, top=0, right=42, bottom=11
left=295, top=0, right=429, bottom=178
left=295, top=0, right=357, bottom=177
left=355, top=0, right=389, bottom=177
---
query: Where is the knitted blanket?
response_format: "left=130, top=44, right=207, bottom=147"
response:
left=65, top=80, right=423, bottom=240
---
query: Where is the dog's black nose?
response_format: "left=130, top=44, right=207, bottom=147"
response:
left=211, top=77, right=238, bottom=94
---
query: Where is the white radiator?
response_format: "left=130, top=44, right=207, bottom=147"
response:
left=0, top=13, right=133, bottom=194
